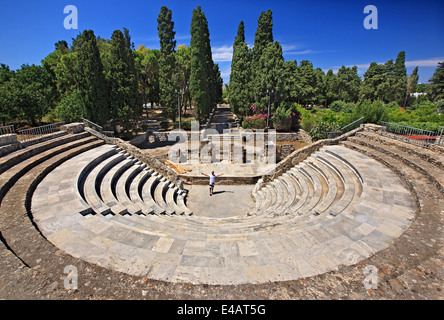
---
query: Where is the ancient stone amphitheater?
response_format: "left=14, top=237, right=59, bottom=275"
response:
left=0, top=118, right=442, bottom=300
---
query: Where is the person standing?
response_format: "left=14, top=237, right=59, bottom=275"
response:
left=201, top=171, right=224, bottom=196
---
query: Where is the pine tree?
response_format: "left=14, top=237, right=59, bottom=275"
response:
left=323, top=69, right=338, bottom=107
left=157, top=6, right=177, bottom=121
left=335, top=66, right=361, bottom=102
left=76, top=30, right=109, bottom=125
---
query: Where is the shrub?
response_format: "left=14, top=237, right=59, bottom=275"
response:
left=55, top=90, right=86, bottom=123
left=242, top=114, right=267, bottom=130
left=272, top=102, right=292, bottom=131
left=330, top=100, right=345, bottom=113
left=309, top=121, right=340, bottom=141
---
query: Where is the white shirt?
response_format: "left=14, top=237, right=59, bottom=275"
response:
left=209, top=174, right=216, bottom=184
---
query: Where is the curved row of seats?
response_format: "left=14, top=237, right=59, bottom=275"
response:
left=77, top=145, right=193, bottom=217
left=28, top=142, right=417, bottom=287
left=249, top=148, right=363, bottom=220
left=0, top=125, right=440, bottom=296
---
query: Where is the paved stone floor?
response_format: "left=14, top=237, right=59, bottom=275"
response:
left=187, top=184, right=254, bottom=218
left=31, top=144, right=416, bottom=285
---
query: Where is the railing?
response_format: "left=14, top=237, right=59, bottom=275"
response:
left=17, top=122, right=65, bottom=145
left=103, top=131, right=115, bottom=138
left=380, top=122, right=442, bottom=148
left=0, top=124, right=15, bottom=136
left=327, top=117, right=364, bottom=139
left=82, top=118, right=103, bottom=133
left=438, top=126, right=444, bottom=146
left=82, top=118, right=115, bottom=138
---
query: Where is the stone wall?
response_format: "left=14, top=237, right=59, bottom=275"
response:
left=0, top=134, right=21, bottom=157
left=60, top=122, right=84, bottom=134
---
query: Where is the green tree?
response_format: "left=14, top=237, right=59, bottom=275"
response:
left=229, top=21, right=253, bottom=116
left=134, top=46, right=160, bottom=110
left=7, top=64, right=54, bottom=125
left=175, top=44, right=192, bottom=116
left=0, top=64, right=16, bottom=124
left=404, top=66, right=419, bottom=108
left=252, top=10, right=273, bottom=65
left=190, top=6, right=219, bottom=120
left=55, top=89, right=86, bottom=122
left=251, top=10, right=274, bottom=101
left=297, top=60, right=323, bottom=106
left=429, top=62, right=444, bottom=102
left=157, top=6, right=177, bottom=121
left=283, top=60, right=301, bottom=104
left=106, top=29, right=142, bottom=131
left=76, top=30, right=109, bottom=125
left=335, top=66, right=361, bottom=102
left=254, top=41, right=286, bottom=110
left=323, top=69, right=338, bottom=107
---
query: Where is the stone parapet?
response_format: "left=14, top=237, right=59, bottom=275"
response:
left=60, top=122, right=84, bottom=134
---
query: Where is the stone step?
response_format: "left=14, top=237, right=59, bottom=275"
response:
left=348, top=135, right=444, bottom=194
left=356, top=131, right=444, bottom=169
left=83, top=151, right=127, bottom=216
left=176, top=191, right=193, bottom=216
left=129, top=169, right=155, bottom=215
left=316, top=150, right=360, bottom=217
left=101, top=158, right=137, bottom=215
left=0, top=131, right=90, bottom=174
left=165, top=185, right=185, bottom=215
left=289, top=167, right=314, bottom=214
left=297, top=162, right=326, bottom=214
left=0, top=134, right=99, bottom=202
left=141, top=174, right=166, bottom=215
left=115, top=164, right=144, bottom=215
left=307, top=158, right=339, bottom=214
left=154, top=180, right=175, bottom=215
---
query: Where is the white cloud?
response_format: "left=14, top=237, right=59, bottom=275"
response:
left=284, top=49, right=314, bottom=55
left=212, top=45, right=233, bottom=62
left=405, top=57, right=443, bottom=67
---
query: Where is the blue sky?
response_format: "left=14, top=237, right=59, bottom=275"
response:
left=0, top=0, right=443, bottom=85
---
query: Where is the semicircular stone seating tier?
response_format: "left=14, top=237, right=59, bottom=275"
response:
left=31, top=142, right=416, bottom=285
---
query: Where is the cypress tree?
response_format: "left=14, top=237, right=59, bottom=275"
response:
left=76, top=30, right=109, bottom=125
left=252, top=10, right=273, bottom=64
left=404, top=66, right=419, bottom=108
left=255, top=41, right=286, bottom=109
left=229, top=21, right=252, bottom=116
left=429, top=62, right=444, bottom=102
left=157, top=6, right=177, bottom=121
left=251, top=10, right=274, bottom=102
left=190, top=6, right=219, bottom=120
left=107, top=29, right=142, bottom=131
left=394, top=51, right=407, bottom=105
